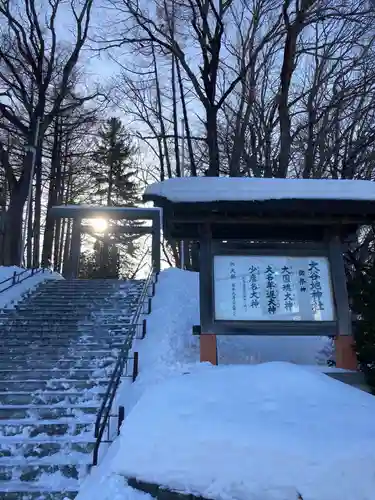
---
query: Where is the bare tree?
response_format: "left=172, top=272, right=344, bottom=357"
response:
left=102, top=0, right=283, bottom=176
left=0, top=0, right=95, bottom=265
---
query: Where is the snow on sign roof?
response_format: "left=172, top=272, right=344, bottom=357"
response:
left=144, top=177, right=375, bottom=203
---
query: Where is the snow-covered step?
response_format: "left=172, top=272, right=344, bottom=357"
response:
left=0, top=417, right=95, bottom=426
left=0, top=422, right=94, bottom=438
left=0, top=480, right=79, bottom=492
left=2, top=348, right=120, bottom=358
left=0, top=358, right=116, bottom=369
left=0, top=326, right=133, bottom=334
left=0, top=434, right=95, bottom=444
left=0, top=340, right=126, bottom=348
left=0, top=491, right=77, bottom=500
left=0, top=368, right=112, bottom=380
left=0, top=319, right=119, bottom=325
left=0, top=438, right=96, bottom=463
left=0, top=332, right=132, bottom=341
left=4, top=310, right=135, bottom=318
left=0, top=378, right=109, bottom=391
left=0, top=453, right=92, bottom=465
left=0, top=403, right=100, bottom=411
left=0, top=462, right=90, bottom=481
left=0, top=277, right=145, bottom=498
left=0, top=443, right=95, bottom=460
left=0, top=320, right=133, bottom=327
left=0, top=405, right=99, bottom=420
left=4, top=349, right=121, bottom=358
left=0, top=391, right=105, bottom=406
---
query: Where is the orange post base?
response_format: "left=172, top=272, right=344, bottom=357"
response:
left=200, top=334, right=218, bottom=365
left=335, top=335, right=357, bottom=370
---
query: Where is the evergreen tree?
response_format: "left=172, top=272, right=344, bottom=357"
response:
left=79, top=241, right=120, bottom=279
left=347, top=262, right=375, bottom=393
left=88, top=118, right=140, bottom=276
left=91, top=117, right=139, bottom=207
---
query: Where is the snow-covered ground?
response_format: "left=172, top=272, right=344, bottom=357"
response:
left=114, top=362, right=375, bottom=500
left=0, top=266, right=62, bottom=309
left=76, top=268, right=374, bottom=500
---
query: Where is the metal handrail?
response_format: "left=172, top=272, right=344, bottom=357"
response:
left=92, top=268, right=156, bottom=466
left=0, top=267, right=51, bottom=294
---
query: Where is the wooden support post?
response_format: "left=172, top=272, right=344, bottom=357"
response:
left=329, top=232, right=358, bottom=370
left=151, top=213, right=161, bottom=273
left=197, top=222, right=218, bottom=367
left=335, top=335, right=357, bottom=370
left=69, top=217, right=82, bottom=279
left=200, top=334, right=218, bottom=365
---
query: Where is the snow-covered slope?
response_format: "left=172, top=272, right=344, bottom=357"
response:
left=0, top=266, right=62, bottom=309
left=75, top=268, right=371, bottom=500
left=113, top=361, right=375, bottom=500
left=126, top=268, right=331, bottom=377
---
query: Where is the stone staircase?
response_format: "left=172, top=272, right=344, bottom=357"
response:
left=0, top=278, right=144, bottom=500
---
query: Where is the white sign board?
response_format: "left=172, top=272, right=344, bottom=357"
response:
left=213, top=255, right=335, bottom=322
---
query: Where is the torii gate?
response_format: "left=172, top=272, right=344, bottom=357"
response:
left=49, top=205, right=161, bottom=279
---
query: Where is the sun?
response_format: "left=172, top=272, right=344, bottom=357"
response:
left=90, top=218, right=108, bottom=233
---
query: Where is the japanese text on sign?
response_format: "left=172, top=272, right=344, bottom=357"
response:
left=213, top=255, right=334, bottom=321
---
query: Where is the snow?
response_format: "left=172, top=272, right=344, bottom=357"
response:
left=76, top=428, right=152, bottom=500
left=60, top=205, right=160, bottom=212
left=0, top=266, right=62, bottom=310
left=112, top=362, right=375, bottom=500
left=76, top=268, right=353, bottom=500
left=123, top=269, right=331, bottom=374
left=144, top=176, right=375, bottom=203
left=116, top=269, right=200, bottom=415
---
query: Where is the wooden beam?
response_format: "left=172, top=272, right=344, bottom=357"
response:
left=50, top=205, right=160, bottom=221
left=170, top=215, right=368, bottom=225
left=81, top=225, right=153, bottom=235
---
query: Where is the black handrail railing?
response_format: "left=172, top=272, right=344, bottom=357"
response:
left=0, top=267, right=52, bottom=295
left=92, top=268, right=156, bottom=466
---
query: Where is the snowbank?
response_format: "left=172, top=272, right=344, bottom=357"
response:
left=128, top=268, right=331, bottom=370
left=0, top=266, right=62, bottom=309
left=120, top=268, right=330, bottom=411
left=76, top=268, right=339, bottom=500
left=144, top=176, right=375, bottom=203
left=118, top=268, right=200, bottom=413
left=112, top=362, right=375, bottom=500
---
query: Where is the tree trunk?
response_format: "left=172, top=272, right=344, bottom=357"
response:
left=32, top=152, right=42, bottom=267
left=26, top=188, right=33, bottom=268
left=3, top=144, right=35, bottom=266
left=176, top=59, right=197, bottom=176
left=206, top=107, right=220, bottom=176
left=171, top=55, right=181, bottom=177
left=42, top=118, right=62, bottom=267
left=3, top=187, right=27, bottom=266
left=152, top=42, right=172, bottom=178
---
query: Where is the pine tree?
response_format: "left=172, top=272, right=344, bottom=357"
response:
left=347, top=260, right=375, bottom=393
left=89, top=117, right=140, bottom=276
left=79, top=241, right=120, bottom=279
left=92, top=117, right=139, bottom=207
